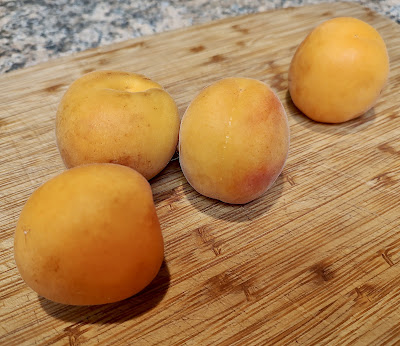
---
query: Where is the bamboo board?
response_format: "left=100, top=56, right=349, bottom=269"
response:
left=1, top=2, right=400, bottom=345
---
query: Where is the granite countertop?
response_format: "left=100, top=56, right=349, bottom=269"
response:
left=1, top=0, right=399, bottom=75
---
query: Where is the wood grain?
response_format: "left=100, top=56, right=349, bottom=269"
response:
left=1, top=2, right=400, bottom=345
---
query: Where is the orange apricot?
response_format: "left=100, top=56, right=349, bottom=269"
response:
left=179, top=77, right=289, bottom=204
left=289, top=17, right=389, bottom=123
left=14, top=164, right=164, bottom=305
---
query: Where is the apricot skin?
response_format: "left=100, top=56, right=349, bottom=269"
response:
left=14, top=164, right=164, bottom=306
left=56, top=70, right=180, bottom=180
left=179, top=78, right=290, bottom=204
left=289, top=17, right=389, bottom=123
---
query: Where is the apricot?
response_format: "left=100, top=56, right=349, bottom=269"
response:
left=56, top=70, right=180, bottom=180
left=179, top=78, right=289, bottom=204
left=289, top=17, right=389, bottom=123
left=14, top=164, right=164, bottom=305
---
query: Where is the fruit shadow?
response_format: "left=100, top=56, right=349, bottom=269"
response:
left=284, top=90, right=377, bottom=135
left=183, top=173, right=285, bottom=223
left=39, top=260, right=170, bottom=324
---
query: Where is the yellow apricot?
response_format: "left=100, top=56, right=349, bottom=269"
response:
left=56, top=70, right=180, bottom=180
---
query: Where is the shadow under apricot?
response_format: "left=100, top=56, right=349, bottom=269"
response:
left=39, top=260, right=170, bottom=325
left=183, top=173, right=285, bottom=223
left=284, top=90, right=377, bottom=134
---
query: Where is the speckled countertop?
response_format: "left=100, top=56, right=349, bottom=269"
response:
left=1, top=0, right=399, bottom=74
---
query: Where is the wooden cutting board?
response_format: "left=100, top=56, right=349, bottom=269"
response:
left=1, top=2, right=400, bottom=345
